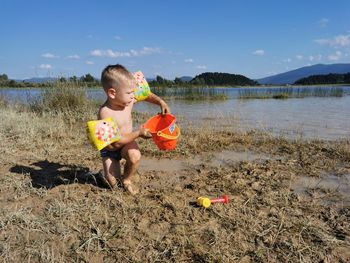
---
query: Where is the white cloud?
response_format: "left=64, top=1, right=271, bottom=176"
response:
left=252, top=49, right=265, bottom=56
left=86, top=61, right=94, bottom=65
left=283, top=58, right=292, bottom=63
left=185, top=58, right=194, bottom=63
left=318, top=18, right=329, bottom=27
left=114, top=36, right=122, bottom=40
left=90, top=49, right=130, bottom=58
left=296, top=55, right=303, bottom=60
left=138, top=47, right=161, bottom=56
left=67, top=54, right=80, bottom=59
left=39, top=64, right=52, bottom=69
left=308, top=54, right=322, bottom=62
left=197, top=65, right=207, bottom=69
left=315, top=34, right=350, bottom=47
left=90, top=47, right=161, bottom=58
left=90, top=50, right=103, bottom=57
left=328, top=51, right=342, bottom=61
left=42, top=53, right=59, bottom=59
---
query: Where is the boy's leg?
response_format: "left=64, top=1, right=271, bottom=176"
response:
left=121, top=141, right=141, bottom=195
left=102, top=157, right=121, bottom=188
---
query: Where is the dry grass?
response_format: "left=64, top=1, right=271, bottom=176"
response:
left=0, top=99, right=350, bottom=262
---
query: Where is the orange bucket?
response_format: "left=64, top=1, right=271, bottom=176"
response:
left=143, top=114, right=180, bottom=150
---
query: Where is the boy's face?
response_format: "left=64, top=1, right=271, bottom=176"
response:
left=107, top=79, right=135, bottom=107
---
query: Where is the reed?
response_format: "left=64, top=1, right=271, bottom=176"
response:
left=0, top=92, right=8, bottom=107
left=27, top=81, right=94, bottom=117
left=152, top=87, right=228, bottom=100
left=239, top=87, right=344, bottom=99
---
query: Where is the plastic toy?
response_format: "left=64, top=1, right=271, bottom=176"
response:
left=133, top=71, right=151, bottom=101
left=143, top=113, right=180, bottom=150
left=87, top=117, right=121, bottom=150
left=197, top=195, right=229, bottom=208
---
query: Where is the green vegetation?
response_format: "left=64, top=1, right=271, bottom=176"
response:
left=152, top=87, right=228, bottom=100
left=294, top=72, right=350, bottom=85
left=148, top=76, right=191, bottom=87
left=190, top=72, right=258, bottom=86
left=1, top=71, right=259, bottom=90
left=238, top=87, right=344, bottom=99
left=27, top=81, right=100, bottom=118
left=149, top=72, right=258, bottom=87
left=0, top=73, right=100, bottom=88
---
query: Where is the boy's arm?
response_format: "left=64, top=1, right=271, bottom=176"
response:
left=105, top=127, right=151, bottom=150
left=110, top=130, right=141, bottom=150
left=99, top=107, right=151, bottom=151
left=145, top=93, right=171, bottom=115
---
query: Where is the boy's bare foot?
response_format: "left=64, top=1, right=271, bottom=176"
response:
left=97, top=170, right=119, bottom=190
left=123, top=181, right=139, bottom=195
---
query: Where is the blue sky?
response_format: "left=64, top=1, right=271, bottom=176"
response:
left=1, top=0, right=349, bottom=80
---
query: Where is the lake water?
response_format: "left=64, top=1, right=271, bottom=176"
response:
left=1, top=86, right=350, bottom=140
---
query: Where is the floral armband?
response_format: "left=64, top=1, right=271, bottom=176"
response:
left=87, top=118, right=121, bottom=150
left=133, top=71, right=151, bottom=102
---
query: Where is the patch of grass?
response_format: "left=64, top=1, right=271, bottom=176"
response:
left=29, top=86, right=87, bottom=112
left=0, top=93, right=8, bottom=107
left=27, top=82, right=99, bottom=120
left=272, top=93, right=289, bottom=99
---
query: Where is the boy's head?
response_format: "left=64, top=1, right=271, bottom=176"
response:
left=101, top=64, right=135, bottom=107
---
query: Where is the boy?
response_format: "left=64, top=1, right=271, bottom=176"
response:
left=99, top=64, right=170, bottom=195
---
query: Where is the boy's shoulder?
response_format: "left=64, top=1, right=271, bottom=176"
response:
left=98, top=103, right=112, bottom=120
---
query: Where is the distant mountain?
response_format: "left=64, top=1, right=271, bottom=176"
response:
left=257, top=63, right=350, bottom=85
left=179, top=76, right=192, bottom=82
left=17, top=77, right=58, bottom=83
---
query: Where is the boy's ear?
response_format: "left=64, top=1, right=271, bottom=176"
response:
left=107, top=88, right=116, bottom=99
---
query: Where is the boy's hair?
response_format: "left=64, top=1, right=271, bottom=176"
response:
left=101, top=64, right=134, bottom=90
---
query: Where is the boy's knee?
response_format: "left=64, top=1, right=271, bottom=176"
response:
left=127, top=150, right=141, bottom=165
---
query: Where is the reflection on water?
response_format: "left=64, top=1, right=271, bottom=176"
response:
left=1, top=86, right=350, bottom=139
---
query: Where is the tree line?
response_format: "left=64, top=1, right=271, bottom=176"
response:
left=0, top=73, right=99, bottom=87
left=149, top=72, right=258, bottom=87
left=1, top=72, right=259, bottom=88
left=190, top=72, right=258, bottom=86
left=294, top=73, right=350, bottom=85
left=3, top=71, right=350, bottom=88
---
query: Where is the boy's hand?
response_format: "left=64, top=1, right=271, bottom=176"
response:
left=139, top=126, right=152, bottom=139
left=160, top=101, right=171, bottom=115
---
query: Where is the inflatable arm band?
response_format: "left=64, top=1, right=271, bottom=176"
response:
left=87, top=117, right=121, bottom=150
left=133, top=71, right=151, bottom=101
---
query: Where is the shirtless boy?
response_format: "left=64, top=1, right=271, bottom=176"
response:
left=99, top=64, right=170, bottom=195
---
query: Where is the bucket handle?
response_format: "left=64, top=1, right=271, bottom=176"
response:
left=157, top=124, right=180, bottom=140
